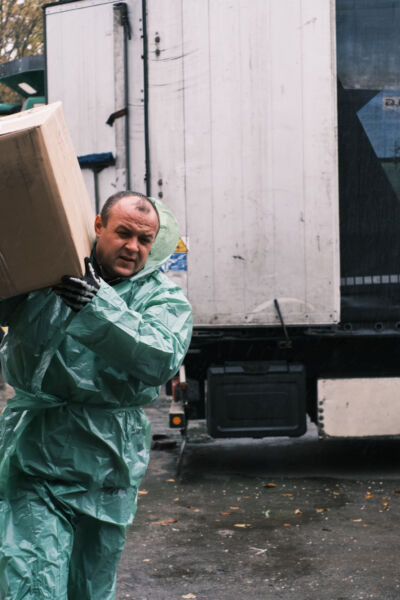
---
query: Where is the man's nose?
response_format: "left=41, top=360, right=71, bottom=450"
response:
left=125, top=237, right=139, bottom=252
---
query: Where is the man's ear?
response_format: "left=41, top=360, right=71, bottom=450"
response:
left=94, top=214, right=103, bottom=237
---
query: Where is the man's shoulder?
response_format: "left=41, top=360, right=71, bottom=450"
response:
left=137, top=270, right=190, bottom=305
left=150, top=269, right=179, bottom=287
left=150, top=270, right=187, bottom=294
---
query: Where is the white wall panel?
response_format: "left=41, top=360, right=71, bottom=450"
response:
left=146, top=4, right=187, bottom=226
left=47, top=0, right=115, bottom=154
left=46, top=0, right=132, bottom=209
left=147, top=0, right=339, bottom=326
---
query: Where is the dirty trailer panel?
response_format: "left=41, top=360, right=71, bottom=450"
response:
left=147, top=0, right=340, bottom=327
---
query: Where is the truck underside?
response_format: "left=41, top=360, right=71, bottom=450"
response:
left=180, top=327, right=400, bottom=437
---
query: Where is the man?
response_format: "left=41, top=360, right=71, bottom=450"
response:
left=0, top=192, right=193, bottom=599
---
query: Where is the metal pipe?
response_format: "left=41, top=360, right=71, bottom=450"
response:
left=141, top=0, right=151, bottom=196
left=115, top=3, right=132, bottom=191
left=122, top=4, right=132, bottom=190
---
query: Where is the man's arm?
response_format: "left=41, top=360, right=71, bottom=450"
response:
left=0, top=294, right=27, bottom=326
left=64, top=279, right=193, bottom=386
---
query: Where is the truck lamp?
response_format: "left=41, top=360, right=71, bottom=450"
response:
left=169, top=397, right=186, bottom=429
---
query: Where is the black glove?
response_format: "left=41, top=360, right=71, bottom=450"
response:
left=54, top=257, right=101, bottom=312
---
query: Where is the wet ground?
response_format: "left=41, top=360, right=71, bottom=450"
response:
left=117, top=395, right=400, bottom=600
left=0, top=384, right=398, bottom=599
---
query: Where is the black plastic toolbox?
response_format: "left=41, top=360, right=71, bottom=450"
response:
left=206, top=361, right=306, bottom=438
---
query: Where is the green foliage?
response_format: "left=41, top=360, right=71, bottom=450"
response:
left=0, top=0, right=45, bottom=103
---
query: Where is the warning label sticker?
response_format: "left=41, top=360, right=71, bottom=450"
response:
left=175, top=238, right=188, bottom=253
left=161, top=238, right=188, bottom=272
left=162, top=253, right=187, bottom=272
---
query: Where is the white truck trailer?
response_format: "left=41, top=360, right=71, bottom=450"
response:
left=44, top=0, right=400, bottom=440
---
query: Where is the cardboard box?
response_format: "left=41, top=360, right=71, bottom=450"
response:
left=0, top=102, right=95, bottom=299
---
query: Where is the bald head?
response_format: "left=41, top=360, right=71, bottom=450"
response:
left=101, top=191, right=160, bottom=231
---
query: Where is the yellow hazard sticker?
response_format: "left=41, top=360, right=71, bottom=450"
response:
left=175, top=238, right=188, bottom=253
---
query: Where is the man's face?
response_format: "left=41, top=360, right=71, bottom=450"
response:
left=94, top=197, right=159, bottom=279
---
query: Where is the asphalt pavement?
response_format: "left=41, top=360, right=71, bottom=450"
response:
left=117, top=394, right=400, bottom=600
left=0, top=384, right=398, bottom=599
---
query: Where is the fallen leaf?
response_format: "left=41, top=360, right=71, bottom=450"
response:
left=281, top=493, right=294, bottom=497
left=234, top=523, right=251, bottom=528
left=316, top=508, right=327, bottom=513
left=352, top=519, right=362, bottom=522
left=250, top=547, right=268, bottom=555
left=193, top=509, right=201, bottom=513
left=365, top=492, right=376, bottom=499
left=182, top=595, right=197, bottom=599
left=166, top=479, right=175, bottom=483
left=264, top=483, right=276, bottom=488
left=294, top=509, right=302, bottom=515
left=322, top=527, right=332, bottom=532
left=220, top=512, right=230, bottom=516
left=230, top=506, right=240, bottom=510
left=394, top=490, right=400, bottom=494
left=283, top=523, right=292, bottom=527
left=173, top=498, right=180, bottom=502
left=138, top=490, right=148, bottom=496
left=333, top=492, right=340, bottom=496
left=151, top=519, right=179, bottom=526
left=381, top=502, right=390, bottom=508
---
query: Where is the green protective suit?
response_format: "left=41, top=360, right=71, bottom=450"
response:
left=0, top=199, right=193, bottom=600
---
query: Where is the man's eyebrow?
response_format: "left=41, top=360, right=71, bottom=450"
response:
left=116, top=225, right=155, bottom=239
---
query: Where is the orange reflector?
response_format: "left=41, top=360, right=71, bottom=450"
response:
left=172, top=416, right=182, bottom=426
